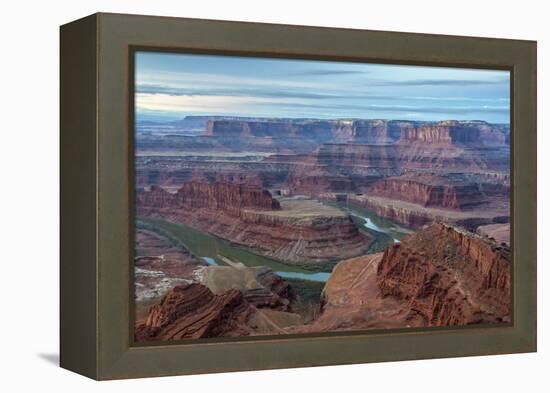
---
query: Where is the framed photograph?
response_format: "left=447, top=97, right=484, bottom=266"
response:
left=60, top=13, right=536, bottom=380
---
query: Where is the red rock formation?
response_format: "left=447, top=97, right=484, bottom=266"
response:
left=376, top=223, right=510, bottom=326
left=205, top=119, right=334, bottom=141
left=351, top=120, right=408, bottom=143
left=137, top=183, right=371, bottom=263
left=137, top=181, right=280, bottom=216
left=135, top=283, right=273, bottom=341
left=301, top=140, right=509, bottom=179
left=367, top=173, right=487, bottom=210
left=137, top=118, right=509, bottom=196
left=136, top=224, right=511, bottom=340
left=176, top=181, right=280, bottom=213
left=346, top=195, right=434, bottom=228
left=294, top=223, right=511, bottom=334
left=329, top=119, right=410, bottom=144
left=399, top=124, right=452, bottom=145
left=287, top=253, right=410, bottom=333
left=204, top=119, right=505, bottom=147
left=398, top=120, right=506, bottom=147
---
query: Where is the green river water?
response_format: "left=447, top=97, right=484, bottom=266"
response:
left=136, top=203, right=411, bottom=283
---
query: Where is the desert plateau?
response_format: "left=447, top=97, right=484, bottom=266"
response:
left=134, top=116, right=511, bottom=341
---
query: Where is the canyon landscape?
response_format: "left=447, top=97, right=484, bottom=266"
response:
left=133, top=51, right=511, bottom=342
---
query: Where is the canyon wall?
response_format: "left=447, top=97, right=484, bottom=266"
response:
left=296, top=223, right=511, bottom=333
left=137, top=182, right=371, bottom=263
left=204, top=119, right=506, bottom=147
left=205, top=119, right=334, bottom=142
left=137, top=181, right=280, bottom=217
left=376, top=223, right=510, bottom=326
left=136, top=223, right=511, bottom=340
left=367, top=174, right=487, bottom=210
left=137, top=119, right=510, bottom=199
left=398, top=120, right=506, bottom=146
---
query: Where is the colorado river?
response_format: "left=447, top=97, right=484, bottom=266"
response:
left=326, top=201, right=411, bottom=240
left=276, top=271, right=330, bottom=282
left=137, top=204, right=410, bottom=284
left=137, top=217, right=333, bottom=282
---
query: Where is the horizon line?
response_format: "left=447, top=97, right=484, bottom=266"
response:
left=136, top=115, right=510, bottom=125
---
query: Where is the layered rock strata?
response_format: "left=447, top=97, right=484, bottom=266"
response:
left=344, top=194, right=509, bottom=229
left=366, top=173, right=487, bottom=210
left=294, top=223, right=510, bottom=333
left=136, top=224, right=511, bottom=339
left=135, top=283, right=283, bottom=341
left=376, top=223, right=510, bottom=326
left=137, top=182, right=371, bottom=263
left=398, top=120, right=506, bottom=147
left=203, top=119, right=506, bottom=147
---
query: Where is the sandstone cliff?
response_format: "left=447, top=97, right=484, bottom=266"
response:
left=204, top=119, right=506, bottom=147
left=136, top=224, right=511, bottom=339
left=293, top=223, right=510, bottom=333
left=367, top=173, right=487, bottom=210
left=138, top=181, right=280, bottom=216
left=376, top=223, right=510, bottom=326
left=137, top=182, right=371, bottom=263
left=205, top=118, right=411, bottom=145
left=205, top=119, right=335, bottom=142
left=398, top=120, right=506, bottom=147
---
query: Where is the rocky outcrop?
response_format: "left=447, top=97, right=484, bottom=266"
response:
left=330, top=119, right=414, bottom=144
left=137, top=181, right=280, bottom=216
left=204, top=119, right=506, bottom=147
left=137, top=118, right=509, bottom=201
left=137, top=184, right=371, bottom=263
left=199, top=262, right=294, bottom=311
left=136, top=224, right=511, bottom=340
left=345, top=192, right=509, bottom=229
left=205, top=119, right=413, bottom=145
left=376, top=223, right=510, bottom=326
left=398, top=120, right=506, bottom=147
left=136, top=158, right=293, bottom=190
left=294, top=223, right=511, bottom=334
left=367, top=173, right=487, bottom=210
left=135, top=283, right=281, bottom=341
left=300, top=140, right=509, bottom=181
left=287, top=253, right=406, bottom=333
left=347, top=195, right=434, bottom=228
left=205, top=119, right=335, bottom=142
left=177, top=181, right=280, bottom=212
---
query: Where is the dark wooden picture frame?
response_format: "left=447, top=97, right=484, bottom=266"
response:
left=60, top=12, right=537, bottom=380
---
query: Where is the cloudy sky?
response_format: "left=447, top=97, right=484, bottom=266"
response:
left=135, top=51, right=510, bottom=123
